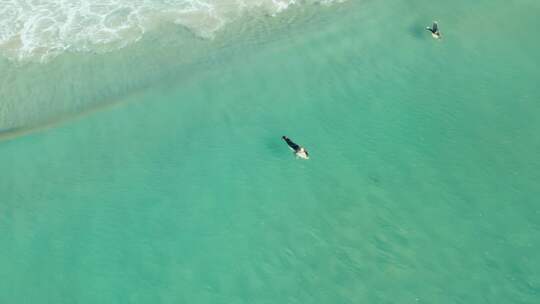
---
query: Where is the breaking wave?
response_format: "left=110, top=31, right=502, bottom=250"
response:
left=0, top=0, right=342, bottom=61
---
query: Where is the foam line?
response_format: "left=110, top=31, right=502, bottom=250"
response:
left=0, top=0, right=342, bottom=62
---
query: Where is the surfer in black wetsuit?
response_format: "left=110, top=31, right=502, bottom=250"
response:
left=282, top=136, right=309, bottom=159
left=426, top=21, right=441, bottom=39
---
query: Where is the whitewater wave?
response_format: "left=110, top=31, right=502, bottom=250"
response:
left=0, top=0, right=342, bottom=61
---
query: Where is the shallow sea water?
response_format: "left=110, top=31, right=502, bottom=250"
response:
left=1, top=1, right=540, bottom=303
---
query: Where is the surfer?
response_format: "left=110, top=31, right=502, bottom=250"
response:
left=426, top=21, right=441, bottom=39
left=282, top=136, right=309, bottom=159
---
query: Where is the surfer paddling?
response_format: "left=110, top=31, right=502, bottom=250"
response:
left=282, top=136, right=309, bottom=159
left=426, top=21, right=441, bottom=39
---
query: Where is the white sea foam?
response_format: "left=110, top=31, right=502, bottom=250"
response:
left=0, top=0, right=342, bottom=61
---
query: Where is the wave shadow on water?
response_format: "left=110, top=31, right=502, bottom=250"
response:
left=0, top=96, right=129, bottom=143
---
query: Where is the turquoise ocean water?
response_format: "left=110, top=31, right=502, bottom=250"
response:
left=1, top=0, right=540, bottom=303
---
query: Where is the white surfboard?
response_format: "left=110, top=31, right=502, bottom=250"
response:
left=295, top=150, right=309, bottom=160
